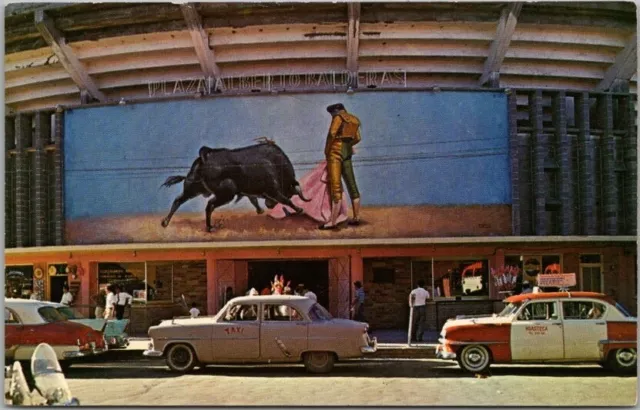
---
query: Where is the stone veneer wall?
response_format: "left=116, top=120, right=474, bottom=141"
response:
left=363, top=258, right=412, bottom=329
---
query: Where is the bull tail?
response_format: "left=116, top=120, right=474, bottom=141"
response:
left=294, top=182, right=311, bottom=202
left=161, top=175, right=186, bottom=188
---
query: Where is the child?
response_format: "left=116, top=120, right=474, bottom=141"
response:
left=189, top=302, right=200, bottom=318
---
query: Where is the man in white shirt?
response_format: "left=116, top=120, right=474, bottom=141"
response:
left=409, top=280, right=430, bottom=342
left=303, top=285, right=318, bottom=302
left=60, top=286, right=73, bottom=306
left=189, top=302, right=200, bottom=318
left=114, top=285, right=132, bottom=320
left=104, top=285, right=116, bottom=319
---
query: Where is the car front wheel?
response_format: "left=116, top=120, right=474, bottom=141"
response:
left=166, top=344, right=197, bottom=373
left=303, top=351, right=335, bottom=374
left=607, top=348, right=637, bottom=374
left=458, top=345, right=491, bottom=373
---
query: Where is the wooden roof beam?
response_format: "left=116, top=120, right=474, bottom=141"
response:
left=181, top=3, right=221, bottom=79
left=479, top=2, right=522, bottom=86
left=347, top=2, right=360, bottom=87
left=595, top=33, right=637, bottom=91
left=34, top=9, right=106, bottom=102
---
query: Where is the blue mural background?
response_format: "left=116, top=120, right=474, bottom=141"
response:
left=64, top=91, right=510, bottom=220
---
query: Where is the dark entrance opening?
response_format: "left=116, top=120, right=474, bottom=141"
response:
left=49, top=276, right=67, bottom=303
left=247, top=260, right=329, bottom=308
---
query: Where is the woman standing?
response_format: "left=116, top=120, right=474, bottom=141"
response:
left=104, top=285, right=116, bottom=319
left=91, top=289, right=107, bottom=319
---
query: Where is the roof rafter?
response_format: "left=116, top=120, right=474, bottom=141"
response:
left=595, top=32, right=637, bottom=91
left=34, top=9, right=106, bottom=102
left=346, top=2, right=361, bottom=86
left=479, top=2, right=523, bottom=86
left=181, top=3, right=221, bottom=79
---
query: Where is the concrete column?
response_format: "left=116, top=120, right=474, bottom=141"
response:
left=576, top=92, right=597, bottom=235
left=507, top=92, right=521, bottom=235
left=620, top=96, right=637, bottom=235
left=15, top=114, right=31, bottom=247
left=598, top=94, right=618, bottom=235
left=206, top=254, right=218, bottom=315
left=530, top=90, right=548, bottom=235
left=5, top=117, right=16, bottom=249
left=34, top=112, right=50, bottom=246
left=53, top=109, right=65, bottom=245
left=554, top=91, right=576, bottom=235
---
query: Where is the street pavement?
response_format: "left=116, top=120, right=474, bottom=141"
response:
left=63, top=358, right=637, bottom=406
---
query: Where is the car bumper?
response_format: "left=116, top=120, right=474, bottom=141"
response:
left=361, top=336, right=378, bottom=353
left=143, top=349, right=163, bottom=357
left=435, top=344, right=457, bottom=360
left=63, top=347, right=108, bottom=359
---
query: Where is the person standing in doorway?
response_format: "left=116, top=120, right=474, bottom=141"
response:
left=351, top=281, right=366, bottom=322
left=91, top=288, right=107, bottom=319
left=60, top=285, right=73, bottom=307
left=104, top=285, right=116, bottom=320
left=189, top=302, right=200, bottom=318
left=114, top=285, right=133, bottom=320
left=409, top=280, right=430, bottom=342
left=319, top=103, right=363, bottom=230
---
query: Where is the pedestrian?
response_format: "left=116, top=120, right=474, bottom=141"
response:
left=104, top=285, right=116, bottom=319
left=189, top=302, right=200, bottom=318
left=521, top=281, right=533, bottom=294
left=60, top=285, right=73, bottom=307
left=303, top=285, right=318, bottom=302
left=114, top=285, right=132, bottom=320
left=91, top=288, right=107, bottom=319
left=351, top=281, right=365, bottom=321
left=409, top=280, right=430, bottom=342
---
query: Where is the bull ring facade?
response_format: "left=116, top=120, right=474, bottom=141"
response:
left=4, top=2, right=638, bottom=333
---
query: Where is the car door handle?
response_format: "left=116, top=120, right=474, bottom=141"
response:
left=295, top=322, right=306, bottom=326
left=595, top=322, right=606, bottom=325
left=551, top=323, right=562, bottom=326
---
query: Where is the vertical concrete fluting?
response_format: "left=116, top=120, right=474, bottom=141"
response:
left=530, top=90, right=548, bottom=235
left=620, top=95, right=637, bottom=235
left=54, top=109, right=65, bottom=245
left=554, top=91, right=576, bottom=235
left=5, top=117, right=16, bottom=248
left=507, top=91, right=521, bottom=235
left=34, top=112, right=50, bottom=246
left=14, top=114, right=31, bottom=247
left=576, top=92, right=597, bottom=235
left=598, top=94, right=618, bottom=235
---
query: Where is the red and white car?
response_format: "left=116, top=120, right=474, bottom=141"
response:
left=436, top=292, right=637, bottom=374
left=5, top=299, right=107, bottom=367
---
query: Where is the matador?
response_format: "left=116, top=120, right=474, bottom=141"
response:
left=320, top=103, right=362, bottom=230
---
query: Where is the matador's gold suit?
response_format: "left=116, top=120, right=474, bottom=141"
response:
left=324, top=107, right=361, bottom=203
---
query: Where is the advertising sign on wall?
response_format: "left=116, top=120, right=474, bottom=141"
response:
left=64, top=91, right=511, bottom=244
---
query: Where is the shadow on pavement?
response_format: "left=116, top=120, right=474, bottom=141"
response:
left=65, top=359, right=636, bottom=380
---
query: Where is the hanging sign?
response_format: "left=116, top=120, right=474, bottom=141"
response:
left=537, top=273, right=576, bottom=288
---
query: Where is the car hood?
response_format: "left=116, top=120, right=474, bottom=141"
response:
left=443, top=316, right=512, bottom=330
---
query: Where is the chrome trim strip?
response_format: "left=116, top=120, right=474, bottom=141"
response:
left=442, top=340, right=507, bottom=345
left=143, top=349, right=163, bottom=357
left=599, top=340, right=637, bottom=345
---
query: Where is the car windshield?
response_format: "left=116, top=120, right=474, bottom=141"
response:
left=308, top=303, right=333, bottom=321
left=38, top=306, right=67, bottom=323
left=56, top=306, right=84, bottom=320
left=497, top=302, right=522, bottom=317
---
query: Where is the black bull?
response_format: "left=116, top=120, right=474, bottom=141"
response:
left=160, top=143, right=310, bottom=231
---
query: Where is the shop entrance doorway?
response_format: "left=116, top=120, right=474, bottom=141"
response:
left=247, top=260, right=329, bottom=308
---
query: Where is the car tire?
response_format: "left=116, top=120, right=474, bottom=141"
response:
left=606, top=348, right=637, bottom=374
left=60, top=361, right=72, bottom=373
left=458, top=345, right=492, bottom=373
left=303, top=351, right=335, bottom=374
left=165, top=344, right=197, bottom=373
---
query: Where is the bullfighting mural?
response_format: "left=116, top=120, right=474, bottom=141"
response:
left=63, top=91, right=512, bottom=244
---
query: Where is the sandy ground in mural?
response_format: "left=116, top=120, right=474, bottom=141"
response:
left=66, top=205, right=511, bottom=244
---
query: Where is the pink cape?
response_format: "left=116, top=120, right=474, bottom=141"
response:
left=268, top=160, right=348, bottom=224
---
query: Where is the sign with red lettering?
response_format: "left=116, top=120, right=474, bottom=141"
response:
left=224, top=327, right=244, bottom=335
left=537, top=273, right=576, bottom=288
left=526, top=325, right=548, bottom=336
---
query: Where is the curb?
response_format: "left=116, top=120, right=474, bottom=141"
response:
left=90, top=346, right=437, bottom=362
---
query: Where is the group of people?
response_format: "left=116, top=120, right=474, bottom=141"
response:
left=245, top=275, right=318, bottom=302
left=91, top=284, right=133, bottom=320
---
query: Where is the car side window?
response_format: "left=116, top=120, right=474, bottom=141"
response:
left=518, top=301, right=559, bottom=321
left=563, top=301, right=607, bottom=320
left=262, top=304, right=304, bottom=322
left=223, top=304, right=258, bottom=322
left=5, top=308, right=20, bottom=324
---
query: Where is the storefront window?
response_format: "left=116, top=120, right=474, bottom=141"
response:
left=5, top=266, right=34, bottom=299
left=98, top=262, right=175, bottom=303
left=506, top=254, right=563, bottom=290
left=433, top=259, right=489, bottom=298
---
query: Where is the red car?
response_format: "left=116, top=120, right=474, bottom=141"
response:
left=5, top=299, right=107, bottom=368
left=436, top=292, right=637, bottom=374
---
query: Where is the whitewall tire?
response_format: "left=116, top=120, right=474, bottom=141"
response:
left=166, top=344, right=197, bottom=373
left=458, top=345, right=491, bottom=373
